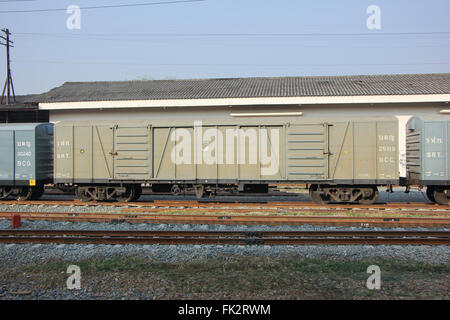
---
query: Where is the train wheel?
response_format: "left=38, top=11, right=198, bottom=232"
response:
left=433, top=188, right=450, bottom=205
left=358, top=187, right=379, bottom=205
left=309, top=185, right=330, bottom=205
left=132, top=185, right=142, bottom=201
left=426, top=187, right=436, bottom=203
left=171, top=185, right=182, bottom=196
left=15, top=187, right=33, bottom=201
left=75, top=187, right=93, bottom=202
left=0, top=187, right=13, bottom=200
left=117, top=185, right=136, bottom=203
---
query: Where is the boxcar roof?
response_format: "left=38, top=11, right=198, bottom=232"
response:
left=0, top=123, right=51, bottom=130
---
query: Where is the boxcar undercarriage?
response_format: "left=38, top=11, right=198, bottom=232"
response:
left=50, top=182, right=388, bottom=205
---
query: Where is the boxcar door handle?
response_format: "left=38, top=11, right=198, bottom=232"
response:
left=110, top=152, right=118, bottom=156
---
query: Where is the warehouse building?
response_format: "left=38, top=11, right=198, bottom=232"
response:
left=32, top=73, right=450, bottom=176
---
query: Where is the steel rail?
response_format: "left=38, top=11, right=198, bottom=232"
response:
left=0, top=199, right=449, bottom=211
left=1, top=212, right=449, bottom=227
left=0, top=230, right=448, bottom=245
left=0, top=229, right=448, bottom=238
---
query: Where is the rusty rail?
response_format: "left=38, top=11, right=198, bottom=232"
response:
left=0, top=230, right=448, bottom=245
left=1, top=211, right=449, bottom=228
left=0, top=199, right=449, bottom=210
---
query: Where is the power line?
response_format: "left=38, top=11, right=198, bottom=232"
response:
left=13, top=31, right=450, bottom=37
left=0, top=0, right=206, bottom=13
left=11, top=33, right=450, bottom=49
left=12, top=59, right=450, bottom=67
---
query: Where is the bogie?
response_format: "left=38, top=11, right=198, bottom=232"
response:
left=0, top=186, right=45, bottom=201
left=0, top=187, right=15, bottom=200
left=309, top=185, right=379, bottom=205
left=75, top=185, right=140, bottom=202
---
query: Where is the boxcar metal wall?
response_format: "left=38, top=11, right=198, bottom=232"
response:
left=328, top=120, right=398, bottom=184
left=0, top=123, right=53, bottom=186
left=407, top=117, right=450, bottom=185
left=54, top=118, right=398, bottom=185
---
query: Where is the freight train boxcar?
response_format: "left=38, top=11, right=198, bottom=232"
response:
left=0, top=123, right=53, bottom=200
left=54, top=117, right=399, bottom=203
left=406, top=116, right=450, bottom=204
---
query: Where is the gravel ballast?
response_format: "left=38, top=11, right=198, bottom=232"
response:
left=0, top=219, right=449, bottom=267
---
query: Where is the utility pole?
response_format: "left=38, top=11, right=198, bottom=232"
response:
left=0, top=28, right=16, bottom=105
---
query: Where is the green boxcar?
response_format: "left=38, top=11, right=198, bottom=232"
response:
left=406, top=116, right=450, bottom=204
left=54, top=117, right=399, bottom=203
left=0, top=123, right=53, bottom=200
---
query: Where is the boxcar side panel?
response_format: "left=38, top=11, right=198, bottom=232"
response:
left=329, top=121, right=353, bottom=181
left=73, top=126, right=93, bottom=181
left=286, top=124, right=328, bottom=181
left=55, top=126, right=74, bottom=182
left=113, top=125, right=152, bottom=180
left=375, top=121, right=398, bottom=181
left=238, top=126, right=261, bottom=180
left=260, top=126, right=283, bottom=180
left=14, top=130, right=35, bottom=182
left=354, top=122, right=376, bottom=181
left=153, top=127, right=175, bottom=180
left=93, top=125, right=114, bottom=181
left=422, top=120, right=448, bottom=181
left=173, top=127, right=195, bottom=180
left=328, top=120, right=398, bottom=183
left=0, top=131, right=14, bottom=182
left=218, top=126, right=238, bottom=181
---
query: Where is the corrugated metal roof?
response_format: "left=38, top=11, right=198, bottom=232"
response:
left=34, top=73, right=450, bottom=103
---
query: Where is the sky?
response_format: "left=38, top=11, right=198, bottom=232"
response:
left=0, top=0, right=449, bottom=95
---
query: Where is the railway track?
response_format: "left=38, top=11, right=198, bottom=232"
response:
left=1, top=211, right=449, bottom=228
left=0, top=230, right=448, bottom=245
left=0, top=199, right=449, bottom=214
